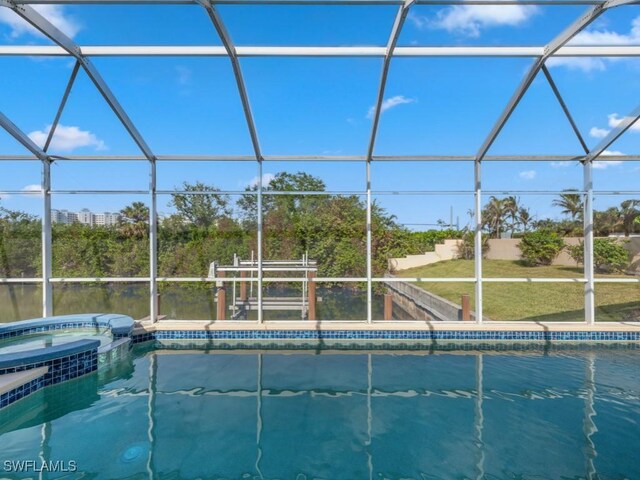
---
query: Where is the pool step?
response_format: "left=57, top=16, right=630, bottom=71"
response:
left=0, top=366, right=49, bottom=409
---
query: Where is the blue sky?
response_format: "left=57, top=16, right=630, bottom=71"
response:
left=0, top=2, right=638, bottom=228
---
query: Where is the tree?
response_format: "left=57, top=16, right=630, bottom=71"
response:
left=171, top=182, right=231, bottom=228
left=482, top=197, right=510, bottom=238
left=518, top=207, right=534, bottom=233
left=119, top=201, right=149, bottom=238
left=503, top=196, right=520, bottom=234
left=619, top=199, right=640, bottom=237
left=594, top=207, right=620, bottom=237
left=238, top=172, right=327, bottom=223
left=0, top=206, right=40, bottom=277
left=552, top=190, right=583, bottom=221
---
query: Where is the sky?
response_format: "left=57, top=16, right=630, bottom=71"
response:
left=0, top=2, right=638, bottom=228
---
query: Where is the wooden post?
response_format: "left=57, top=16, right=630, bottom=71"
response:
left=384, top=293, right=393, bottom=321
left=307, top=271, right=316, bottom=321
left=217, top=271, right=226, bottom=321
left=240, top=270, right=247, bottom=301
left=461, top=294, right=471, bottom=321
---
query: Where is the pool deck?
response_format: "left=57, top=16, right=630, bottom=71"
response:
left=134, top=320, right=640, bottom=333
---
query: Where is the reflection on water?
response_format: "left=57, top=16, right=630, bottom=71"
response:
left=0, top=346, right=639, bottom=479
left=1, top=284, right=383, bottom=323
left=0, top=284, right=42, bottom=323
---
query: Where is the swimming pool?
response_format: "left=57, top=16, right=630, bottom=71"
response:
left=0, top=344, right=638, bottom=479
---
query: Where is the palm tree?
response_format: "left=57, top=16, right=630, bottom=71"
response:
left=619, top=199, right=640, bottom=236
left=518, top=207, right=534, bottom=232
left=552, top=190, right=584, bottom=222
left=503, top=196, right=520, bottom=234
left=482, top=197, right=510, bottom=238
left=119, top=201, right=149, bottom=238
left=594, top=207, right=620, bottom=236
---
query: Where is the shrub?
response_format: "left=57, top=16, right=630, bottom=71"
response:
left=566, top=243, right=583, bottom=266
left=518, top=230, right=565, bottom=266
left=406, top=229, right=462, bottom=254
left=567, top=238, right=629, bottom=273
left=456, top=231, right=489, bottom=260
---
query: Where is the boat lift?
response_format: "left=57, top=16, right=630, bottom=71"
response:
left=208, top=253, right=320, bottom=320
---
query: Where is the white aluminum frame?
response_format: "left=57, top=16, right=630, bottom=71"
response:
left=0, top=0, right=638, bottom=324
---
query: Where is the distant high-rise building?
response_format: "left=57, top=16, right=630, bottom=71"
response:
left=77, top=209, right=93, bottom=226
left=51, top=209, right=79, bottom=224
left=94, top=212, right=120, bottom=226
left=51, top=208, right=121, bottom=226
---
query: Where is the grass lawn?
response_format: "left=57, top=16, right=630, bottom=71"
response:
left=400, top=260, right=639, bottom=322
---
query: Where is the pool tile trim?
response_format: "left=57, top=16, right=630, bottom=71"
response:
left=131, top=328, right=640, bottom=343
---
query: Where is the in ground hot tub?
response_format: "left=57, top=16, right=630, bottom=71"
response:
left=0, top=314, right=134, bottom=410
left=0, top=329, right=113, bottom=355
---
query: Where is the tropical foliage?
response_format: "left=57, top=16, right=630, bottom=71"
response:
left=566, top=238, right=630, bottom=273
left=518, top=230, right=565, bottom=266
left=1, top=177, right=638, bottom=282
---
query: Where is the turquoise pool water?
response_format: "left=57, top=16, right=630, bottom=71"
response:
left=0, top=345, right=639, bottom=479
left=0, top=329, right=112, bottom=355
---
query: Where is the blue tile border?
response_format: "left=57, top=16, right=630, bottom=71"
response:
left=144, top=339, right=640, bottom=352
left=0, top=348, right=98, bottom=410
left=132, top=329, right=640, bottom=343
left=0, top=376, right=43, bottom=410
left=0, top=339, right=100, bottom=370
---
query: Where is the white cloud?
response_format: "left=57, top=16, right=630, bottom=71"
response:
left=545, top=57, right=607, bottom=73
left=593, top=160, right=623, bottom=169
left=589, top=126, right=610, bottom=139
left=593, top=150, right=625, bottom=169
left=413, top=3, right=537, bottom=37
left=0, top=5, right=81, bottom=39
left=519, top=170, right=536, bottom=180
left=0, top=184, right=41, bottom=201
left=569, top=16, right=640, bottom=46
left=550, top=161, right=572, bottom=168
left=367, top=95, right=415, bottom=119
left=28, top=124, right=107, bottom=152
left=247, top=173, right=275, bottom=188
left=549, top=16, right=640, bottom=72
left=21, top=184, right=43, bottom=197
left=407, top=11, right=429, bottom=30
left=587, top=113, right=640, bottom=144
left=608, top=113, right=640, bottom=133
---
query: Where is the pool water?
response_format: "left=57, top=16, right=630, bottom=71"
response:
left=0, top=329, right=113, bottom=355
left=1, top=345, right=639, bottom=479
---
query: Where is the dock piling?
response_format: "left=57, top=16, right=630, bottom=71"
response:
left=308, top=271, right=316, bottom=321
left=461, top=294, right=471, bottom=321
left=217, top=271, right=226, bottom=321
left=384, top=293, right=393, bottom=321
